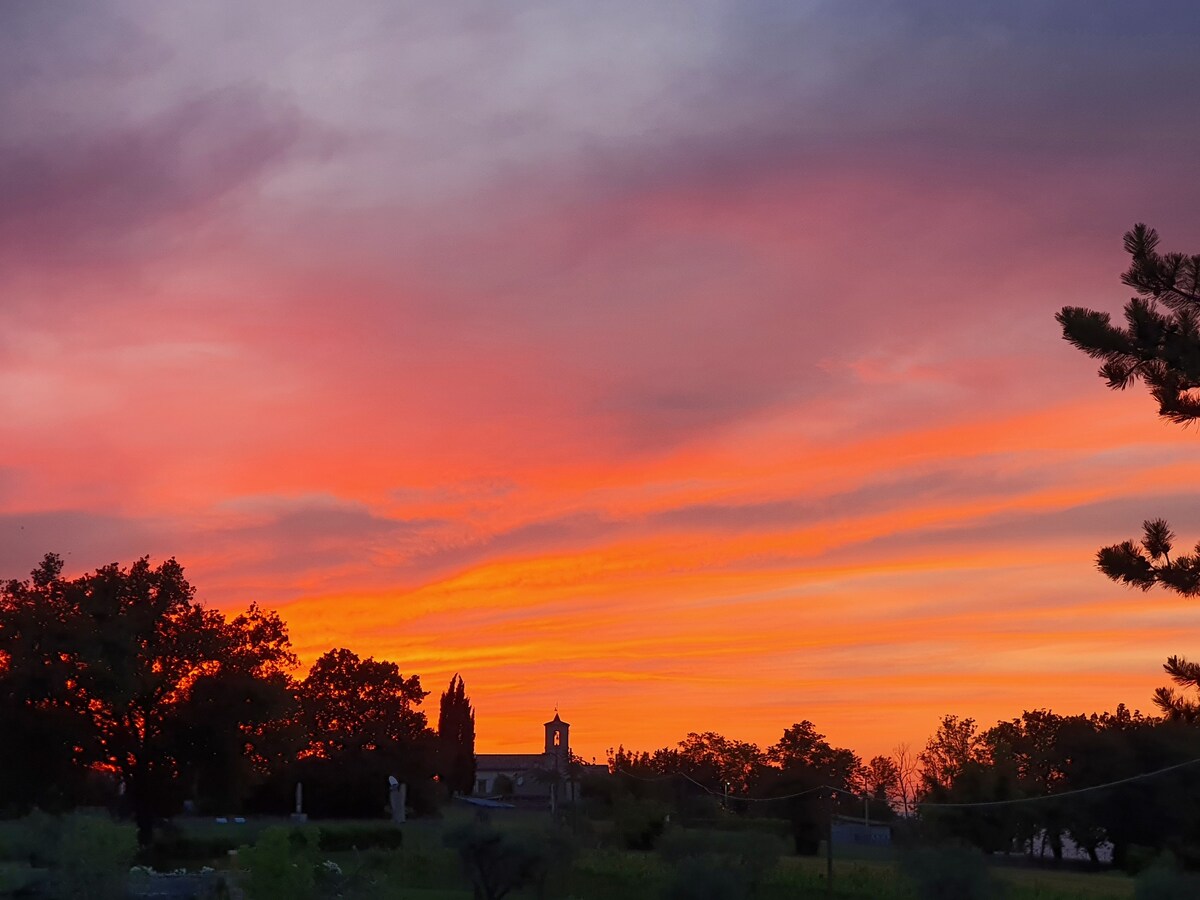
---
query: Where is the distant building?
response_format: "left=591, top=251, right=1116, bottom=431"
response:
left=473, top=712, right=603, bottom=808
left=831, top=816, right=892, bottom=847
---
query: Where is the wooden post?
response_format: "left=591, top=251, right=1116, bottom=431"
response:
left=826, top=791, right=834, bottom=896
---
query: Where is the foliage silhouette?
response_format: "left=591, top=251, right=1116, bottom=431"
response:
left=1059, top=226, right=1200, bottom=718
left=291, top=647, right=437, bottom=817
left=0, top=554, right=295, bottom=843
left=438, top=673, right=477, bottom=796
left=1058, top=224, right=1200, bottom=425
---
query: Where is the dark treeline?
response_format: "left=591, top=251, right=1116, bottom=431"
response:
left=607, top=708, right=1200, bottom=869
left=0, top=553, right=475, bottom=844
left=5, top=550, right=1200, bottom=870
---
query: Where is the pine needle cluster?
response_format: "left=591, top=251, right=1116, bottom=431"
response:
left=1058, top=223, right=1200, bottom=424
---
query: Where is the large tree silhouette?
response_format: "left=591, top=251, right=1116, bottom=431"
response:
left=0, top=554, right=296, bottom=843
left=1058, top=225, right=1200, bottom=719
left=293, top=647, right=437, bottom=816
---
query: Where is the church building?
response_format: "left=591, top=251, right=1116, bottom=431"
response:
left=473, top=712, right=602, bottom=806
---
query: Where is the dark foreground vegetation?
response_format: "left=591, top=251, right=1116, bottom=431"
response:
left=0, top=805, right=1170, bottom=900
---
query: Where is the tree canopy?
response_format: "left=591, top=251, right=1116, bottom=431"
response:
left=0, top=553, right=442, bottom=835
left=0, top=554, right=296, bottom=842
left=289, top=647, right=437, bottom=817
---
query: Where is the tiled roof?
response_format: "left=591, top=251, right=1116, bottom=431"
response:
left=475, top=753, right=548, bottom=771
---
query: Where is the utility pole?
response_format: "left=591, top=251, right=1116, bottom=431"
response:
left=826, top=790, right=834, bottom=896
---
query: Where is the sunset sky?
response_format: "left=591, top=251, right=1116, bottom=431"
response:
left=5, top=1, right=1200, bottom=763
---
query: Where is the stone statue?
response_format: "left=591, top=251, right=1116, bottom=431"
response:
left=388, top=775, right=406, bottom=824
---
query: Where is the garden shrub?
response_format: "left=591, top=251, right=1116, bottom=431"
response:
left=49, top=813, right=137, bottom=900
left=658, top=829, right=782, bottom=899
left=899, top=844, right=1005, bottom=900
left=0, top=861, right=44, bottom=896
left=0, top=808, right=58, bottom=866
left=444, top=823, right=568, bottom=900
left=240, top=827, right=318, bottom=900
left=613, top=798, right=669, bottom=851
left=1135, top=859, right=1200, bottom=900
left=317, top=823, right=403, bottom=852
left=146, top=831, right=242, bottom=865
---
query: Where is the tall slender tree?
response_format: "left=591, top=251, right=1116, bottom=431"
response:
left=437, top=674, right=476, bottom=795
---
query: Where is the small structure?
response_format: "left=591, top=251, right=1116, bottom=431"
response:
left=291, top=781, right=307, bottom=824
left=388, top=775, right=406, bottom=824
left=831, top=816, right=892, bottom=847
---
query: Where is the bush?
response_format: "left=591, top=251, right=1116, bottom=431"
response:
left=613, top=798, right=669, bottom=851
left=0, top=861, right=45, bottom=895
left=145, top=831, right=243, bottom=865
left=658, top=829, right=782, bottom=899
left=1135, top=859, right=1200, bottom=900
left=317, top=823, right=403, bottom=852
left=899, top=844, right=1005, bottom=900
left=444, top=823, right=569, bottom=900
left=50, top=814, right=137, bottom=900
left=240, top=827, right=317, bottom=900
left=0, top=809, right=58, bottom=865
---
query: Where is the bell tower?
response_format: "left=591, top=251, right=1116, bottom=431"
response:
left=544, top=712, right=569, bottom=772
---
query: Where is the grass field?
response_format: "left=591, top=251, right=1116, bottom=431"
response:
left=0, top=809, right=1142, bottom=899
left=262, top=808, right=1137, bottom=900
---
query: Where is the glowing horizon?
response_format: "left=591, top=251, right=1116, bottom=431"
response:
left=5, top=1, right=1200, bottom=766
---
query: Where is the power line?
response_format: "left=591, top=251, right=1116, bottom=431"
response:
left=615, top=755, right=1200, bottom=810
left=614, top=768, right=856, bottom=803
left=920, top=756, right=1200, bottom=809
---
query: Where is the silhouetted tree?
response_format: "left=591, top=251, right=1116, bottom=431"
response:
left=438, top=673, right=476, bottom=795
left=920, top=715, right=1026, bottom=854
left=0, top=554, right=296, bottom=843
left=1059, top=227, right=1200, bottom=719
left=891, top=742, right=919, bottom=818
left=299, top=648, right=429, bottom=755
left=167, top=605, right=303, bottom=814
left=857, top=755, right=900, bottom=820
left=0, top=555, right=96, bottom=812
left=1058, top=223, right=1200, bottom=425
left=1057, top=706, right=1200, bottom=869
left=1090, top=520, right=1200, bottom=715
left=981, top=710, right=1072, bottom=858
left=293, top=647, right=437, bottom=816
left=919, top=715, right=981, bottom=794
left=768, top=720, right=860, bottom=787
left=762, top=721, right=859, bottom=855
left=673, top=732, right=763, bottom=794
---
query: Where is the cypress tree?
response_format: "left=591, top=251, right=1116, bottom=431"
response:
left=437, top=674, right=476, bottom=795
